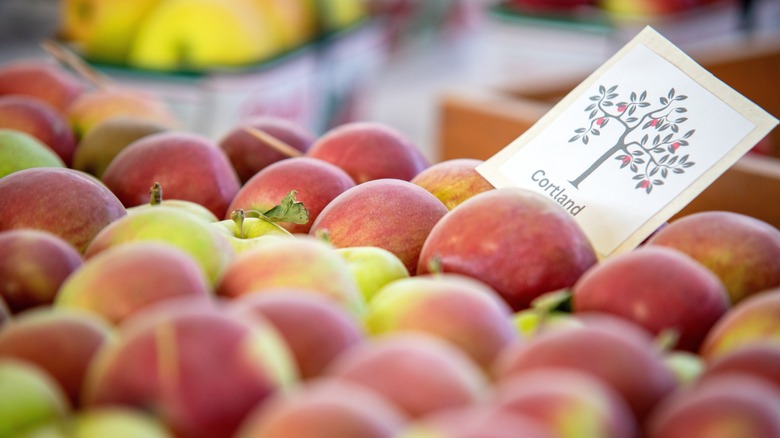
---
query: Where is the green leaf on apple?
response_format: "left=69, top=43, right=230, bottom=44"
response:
left=262, top=190, right=309, bottom=225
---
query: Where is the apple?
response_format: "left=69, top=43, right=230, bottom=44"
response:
left=700, top=343, right=780, bottom=390
left=309, top=179, right=449, bottom=275
left=0, top=307, right=113, bottom=407
left=571, top=246, right=730, bottom=352
left=234, top=378, right=407, bottom=438
left=363, top=273, right=517, bottom=369
left=216, top=236, right=364, bottom=315
left=218, top=116, right=315, bottom=184
left=0, top=96, right=77, bottom=165
left=126, top=182, right=219, bottom=223
left=0, top=358, right=70, bottom=437
left=335, top=246, right=409, bottom=303
left=0, top=59, right=85, bottom=112
left=0, top=229, right=83, bottom=314
left=82, top=299, right=298, bottom=438
left=227, top=290, right=364, bottom=379
left=699, top=288, right=780, bottom=360
left=646, top=211, right=780, bottom=304
left=0, top=297, right=9, bottom=327
left=72, top=116, right=169, bottom=179
left=305, top=121, right=429, bottom=183
left=491, top=368, right=638, bottom=438
left=211, top=210, right=294, bottom=254
left=102, top=131, right=241, bottom=218
left=324, top=333, right=488, bottom=418
left=0, top=129, right=65, bottom=178
left=83, top=205, right=234, bottom=286
left=646, top=374, right=780, bottom=438
left=395, top=404, right=554, bottom=438
left=417, top=187, right=598, bottom=311
left=0, top=167, right=127, bottom=253
left=21, top=406, right=173, bottom=437
left=663, top=350, right=705, bottom=387
left=55, top=242, right=212, bottom=325
left=410, top=158, right=494, bottom=210
left=226, top=156, right=355, bottom=234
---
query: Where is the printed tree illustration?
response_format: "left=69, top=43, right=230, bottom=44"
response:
left=568, top=84, right=696, bottom=194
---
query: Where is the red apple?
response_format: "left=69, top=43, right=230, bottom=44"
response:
left=306, top=121, right=429, bottom=183
left=309, top=179, right=448, bottom=275
left=0, top=167, right=127, bottom=253
left=0, top=229, right=83, bottom=314
left=0, top=59, right=85, bottom=112
left=410, top=158, right=494, bottom=210
left=0, top=96, right=77, bottom=165
left=395, top=404, right=555, bottom=438
left=102, top=131, right=241, bottom=218
left=700, top=343, right=780, bottom=390
left=417, top=188, right=598, bottom=311
left=227, top=157, right=356, bottom=234
left=646, top=211, right=780, bottom=304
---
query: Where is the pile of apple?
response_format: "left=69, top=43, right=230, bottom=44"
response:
left=2, top=57, right=780, bottom=438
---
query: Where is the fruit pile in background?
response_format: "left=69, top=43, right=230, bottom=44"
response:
left=498, top=0, right=725, bottom=17
left=2, top=54, right=780, bottom=438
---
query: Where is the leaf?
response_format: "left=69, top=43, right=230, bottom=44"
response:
left=659, top=155, right=668, bottom=164
left=592, top=129, right=600, bottom=136
left=642, top=134, right=649, bottom=145
left=590, top=95, right=600, bottom=101
left=683, top=162, right=695, bottom=168
left=620, top=161, right=629, bottom=169
left=671, top=125, right=679, bottom=133
left=653, top=136, right=660, bottom=145
left=675, top=107, right=687, bottom=113
left=684, top=129, right=695, bottom=138
left=673, top=168, right=684, bottom=174
left=599, top=85, right=606, bottom=94
left=653, top=179, right=664, bottom=185
left=629, top=107, right=637, bottom=116
left=568, top=135, right=580, bottom=143
left=660, top=97, right=668, bottom=105
left=631, top=91, right=637, bottom=101
left=616, top=154, right=629, bottom=160
left=661, top=168, right=668, bottom=178
left=669, top=156, right=678, bottom=165
left=668, top=88, right=675, bottom=99
left=676, top=95, right=688, bottom=100
left=603, top=101, right=614, bottom=107
left=590, top=109, right=598, bottom=118
left=640, top=91, right=647, bottom=101
left=626, top=117, right=638, bottom=123
left=681, top=154, right=690, bottom=162
left=680, top=140, right=689, bottom=146
left=646, top=184, right=653, bottom=194
left=674, top=117, right=688, bottom=124
left=653, top=147, right=664, bottom=153
left=583, top=135, right=589, bottom=145
left=607, top=93, right=619, bottom=99
left=663, top=134, right=673, bottom=143
left=639, top=102, right=650, bottom=107
left=608, top=85, right=618, bottom=93
left=635, top=181, right=645, bottom=188
left=633, top=174, right=644, bottom=180
left=575, top=128, right=587, bottom=133
left=632, top=150, right=644, bottom=156
left=585, top=104, right=596, bottom=111
left=649, top=167, right=659, bottom=176
left=263, top=190, right=310, bottom=224
left=630, top=163, right=638, bottom=173
left=634, top=158, right=645, bottom=164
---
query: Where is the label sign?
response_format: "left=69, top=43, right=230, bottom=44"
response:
left=477, top=26, right=778, bottom=259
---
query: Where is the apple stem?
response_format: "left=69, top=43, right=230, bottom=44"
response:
left=40, top=39, right=112, bottom=90
left=314, top=228, right=332, bottom=245
left=244, top=126, right=303, bottom=158
left=654, top=328, right=680, bottom=352
left=149, top=182, right=163, bottom=206
left=426, top=256, right=444, bottom=276
left=231, top=209, right=247, bottom=239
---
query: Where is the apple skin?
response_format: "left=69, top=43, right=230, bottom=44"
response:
left=0, top=96, right=77, bottom=165
left=0, top=59, right=85, bottom=112
left=82, top=300, right=298, bottom=438
left=699, top=287, right=780, bottom=361
left=335, top=246, right=409, bottom=303
left=324, top=333, right=488, bottom=418
left=646, top=374, right=780, bottom=438
left=216, top=236, right=364, bottom=315
left=0, top=167, right=127, bottom=253
left=645, top=211, right=780, bottom=304
left=700, top=343, right=780, bottom=391
left=218, top=116, right=316, bottom=183
left=491, top=368, right=638, bottom=438
left=102, top=131, right=241, bottom=219
left=0, top=129, right=65, bottom=178
left=0, top=358, right=70, bottom=437
left=21, top=406, right=173, bottom=438
left=396, top=404, right=554, bottom=438
left=0, top=229, right=83, bottom=314
left=227, top=157, right=356, bottom=234
left=235, top=378, right=408, bottom=438
left=309, top=179, right=449, bottom=275
left=228, top=290, right=364, bottom=380
left=410, top=158, right=494, bottom=210
left=306, top=121, right=429, bottom=183
left=571, top=246, right=730, bottom=352
left=417, top=188, right=598, bottom=311
left=0, top=308, right=113, bottom=407
left=363, top=273, right=517, bottom=369
left=55, top=242, right=212, bottom=325
left=210, top=216, right=293, bottom=254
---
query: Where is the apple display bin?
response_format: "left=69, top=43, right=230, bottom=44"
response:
left=86, top=20, right=388, bottom=141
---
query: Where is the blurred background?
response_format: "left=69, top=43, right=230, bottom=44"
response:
left=0, top=0, right=778, bottom=161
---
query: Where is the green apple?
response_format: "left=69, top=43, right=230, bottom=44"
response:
left=336, top=246, right=409, bottom=303
left=0, top=359, right=69, bottom=437
left=0, top=129, right=64, bottom=178
left=126, top=182, right=219, bottom=223
left=19, top=407, right=173, bottom=438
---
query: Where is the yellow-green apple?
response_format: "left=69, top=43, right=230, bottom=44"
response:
left=646, top=374, right=780, bottom=438
left=510, top=290, right=583, bottom=340
left=227, top=157, right=355, bottom=234
left=83, top=206, right=234, bottom=286
left=0, top=229, right=83, bottom=314
left=646, top=211, right=780, bottom=304
left=0, top=96, right=77, bottom=165
left=335, top=246, right=409, bottom=303
left=248, top=0, right=318, bottom=50
left=0, top=129, right=65, bottom=178
left=306, top=121, right=429, bottom=183
left=126, top=182, right=219, bottom=223
left=218, top=116, right=315, bottom=184
left=235, top=378, right=407, bottom=438
left=410, top=158, right=494, bottom=210
left=571, top=246, right=730, bottom=352
left=0, top=308, right=113, bottom=407
left=395, top=404, right=554, bottom=438
left=20, top=406, right=173, bottom=437
left=363, top=273, right=517, bottom=369
left=699, top=288, right=780, bottom=360
left=663, top=351, right=705, bottom=387
left=493, top=321, right=678, bottom=421
left=0, top=167, right=127, bottom=253
left=55, top=242, right=212, bottom=325
left=318, top=0, right=367, bottom=32
left=324, top=333, right=488, bottom=418
left=700, top=343, right=780, bottom=390
left=72, top=116, right=169, bottom=179
left=211, top=210, right=294, bottom=254
left=216, top=236, right=364, bottom=315
left=491, top=368, right=638, bottom=438
left=0, top=359, right=70, bottom=437
left=82, top=300, right=298, bottom=438
left=417, top=188, right=598, bottom=311
left=102, top=131, right=240, bottom=218
left=227, top=289, right=364, bottom=379
left=309, top=179, right=448, bottom=275
left=0, top=60, right=85, bottom=112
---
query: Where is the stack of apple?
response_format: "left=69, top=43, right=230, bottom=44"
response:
left=2, top=57, right=780, bottom=438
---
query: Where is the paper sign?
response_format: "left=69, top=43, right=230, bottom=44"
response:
left=476, top=26, right=778, bottom=259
